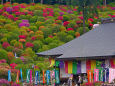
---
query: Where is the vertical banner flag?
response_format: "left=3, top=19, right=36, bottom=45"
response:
left=99, top=68, right=103, bottom=81
left=109, top=68, right=113, bottom=83
left=55, top=70, right=60, bottom=84
left=50, top=71, right=53, bottom=84
left=68, top=61, right=72, bottom=74
left=77, top=61, right=81, bottom=74
left=50, top=59, right=55, bottom=67
left=26, top=69, right=30, bottom=83
left=35, top=71, right=38, bottom=85
left=16, top=70, right=19, bottom=83
left=38, top=71, right=40, bottom=85
left=86, top=60, right=91, bottom=72
left=87, top=70, right=93, bottom=83
left=91, top=60, right=96, bottom=70
left=65, top=61, right=68, bottom=73
left=30, top=70, right=32, bottom=83
left=8, top=70, right=11, bottom=82
left=59, top=61, right=64, bottom=68
left=110, top=59, right=115, bottom=68
left=20, top=69, right=23, bottom=82
left=96, top=60, right=101, bottom=68
left=105, top=59, right=110, bottom=68
left=81, top=60, right=86, bottom=73
left=56, top=61, right=60, bottom=67
left=94, top=69, right=99, bottom=82
left=103, top=68, right=109, bottom=82
left=43, top=70, right=45, bottom=84
left=72, top=61, right=77, bottom=74
left=46, top=70, right=50, bottom=85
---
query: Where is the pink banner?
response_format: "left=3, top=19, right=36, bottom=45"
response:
left=30, top=70, right=32, bottom=83
left=94, top=69, right=99, bottom=82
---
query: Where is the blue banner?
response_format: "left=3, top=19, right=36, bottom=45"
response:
left=35, top=71, right=38, bottom=85
left=46, top=70, right=50, bottom=85
left=8, top=70, right=11, bottom=82
left=55, top=70, right=60, bottom=84
left=20, top=69, right=23, bottom=82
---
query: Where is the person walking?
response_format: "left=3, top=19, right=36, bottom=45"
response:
left=68, top=74, right=73, bottom=86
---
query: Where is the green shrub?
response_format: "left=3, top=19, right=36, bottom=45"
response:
left=6, top=46, right=13, bottom=52
left=45, top=19, right=55, bottom=24
left=10, top=58, right=23, bottom=64
left=29, top=26, right=38, bottom=32
left=37, top=17, right=45, bottom=22
left=67, top=21, right=77, bottom=30
left=29, top=16, right=38, bottom=23
left=0, top=49, right=8, bottom=61
left=57, top=32, right=68, bottom=42
left=34, top=10, right=43, bottom=16
left=44, top=37, right=53, bottom=44
left=77, top=27, right=89, bottom=35
left=32, top=40, right=43, bottom=52
left=63, top=15, right=70, bottom=21
left=67, top=30, right=75, bottom=37
left=41, top=27, right=52, bottom=38
left=48, top=42, right=58, bottom=49
left=65, top=35, right=74, bottom=42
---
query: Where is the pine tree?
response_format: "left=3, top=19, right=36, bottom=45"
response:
left=76, top=0, right=100, bottom=33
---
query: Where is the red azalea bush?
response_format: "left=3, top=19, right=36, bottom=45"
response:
left=19, top=35, right=26, bottom=39
left=25, top=42, right=34, bottom=47
left=2, top=42, right=10, bottom=48
left=63, top=21, right=69, bottom=27
left=67, top=28, right=74, bottom=31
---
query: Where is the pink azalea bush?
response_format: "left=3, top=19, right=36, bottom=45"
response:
left=25, top=42, right=34, bottom=47
left=2, top=42, right=10, bottom=48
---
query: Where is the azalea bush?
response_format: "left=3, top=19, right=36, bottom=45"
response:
left=0, top=1, right=114, bottom=83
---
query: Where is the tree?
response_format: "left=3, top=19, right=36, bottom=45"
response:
left=77, top=0, right=100, bottom=33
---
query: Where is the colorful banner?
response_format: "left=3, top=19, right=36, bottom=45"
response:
left=86, top=60, right=91, bottom=72
left=20, top=69, right=23, bottom=82
left=59, top=61, right=64, bottom=68
left=8, top=70, right=11, bottom=82
left=110, top=59, right=115, bottom=68
left=94, top=69, right=99, bottom=82
left=35, top=71, right=38, bottom=85
left=16, top=70, right=19, bottom=83
left=30, top=70, right=32, bottom=83
left=81, top=60, right=86, bottom=73
left=38, top=71, right=40, bottom=85
left=26, top=69, right=30, bottom=83
left=87, top=70, right=93, bottom=83
left=96, top=60, right=102, bottom=68
left=109, top=68, right=113, bottom=83
left=77, top=61, right=81, bottom=74
left=65, top=61, right=68, bottom=73
left=91, top=60, right=96, bottom=70
left=103, top=68, right=109, bottom=82
left=55, top=70, right=60, bottom=84
left=43, top=70, right=45, bottom=84
left=68, top=61, right=72, bottom=74
left=56, top=61, right=60, bottom=67
left=50, top=59, right=55, bottom=67
left=99, top=68, right=103, bottom=81
left=72, top=61, right=77, bottom=74
left=46, top=70, right=50, bottom=85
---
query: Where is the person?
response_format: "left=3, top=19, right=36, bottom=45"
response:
left=68, top=74, right=73, bottom=86
left=77, top=75, right=83, bottom=86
